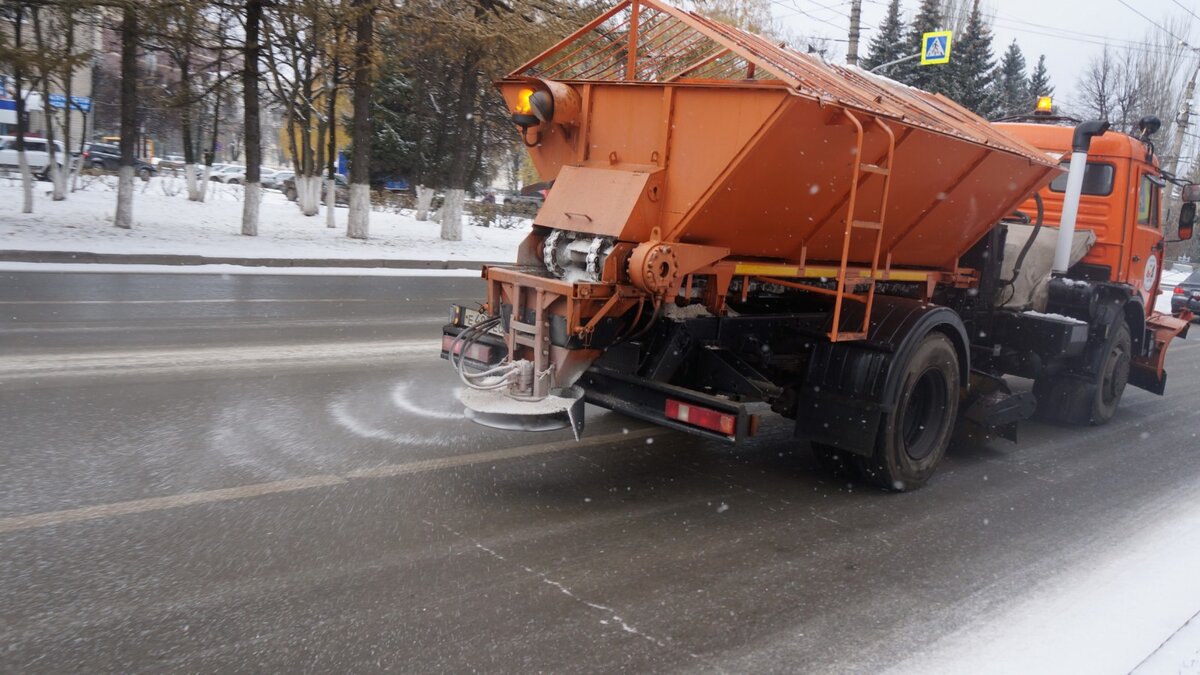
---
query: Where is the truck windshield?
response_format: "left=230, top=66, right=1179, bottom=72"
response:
left=1048, top=161, right=1115, bottom=196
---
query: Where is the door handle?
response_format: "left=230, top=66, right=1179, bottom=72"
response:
left=1132, top=255, right=1141, bottom=262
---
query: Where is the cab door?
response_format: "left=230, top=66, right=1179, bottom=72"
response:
left=1128, top=168, right=1164, bottom=316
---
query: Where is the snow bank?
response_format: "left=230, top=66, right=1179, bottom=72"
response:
left=898, top=489, right=1200, bottom=674
left=0, top=175, right=528, bottom=263
left=0, top=262, right=482, bottom=277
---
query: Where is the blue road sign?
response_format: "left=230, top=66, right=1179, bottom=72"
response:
left=47, top=95, right=92, bottom=113
left=920, top=31, right=953, bottom=65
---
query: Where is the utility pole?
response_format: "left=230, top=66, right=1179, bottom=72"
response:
left=1164, top=58, right=1198, bottom=249
left=1164, top=60, right=1198, bottom=181
left=846, top=0, right=863, bottom=67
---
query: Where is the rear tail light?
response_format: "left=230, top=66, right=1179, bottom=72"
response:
left=1174, top=286, right=1185, bottom=295
left=665, top=399, right=739, bottom=437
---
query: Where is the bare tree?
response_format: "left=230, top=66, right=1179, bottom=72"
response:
left=346, top=0, right=377, bottom=239
left=242, top=0, right=264, bottom=236
left=115, top=6, right=138, bottom=229
left=0, top=3, right=43, bottom=212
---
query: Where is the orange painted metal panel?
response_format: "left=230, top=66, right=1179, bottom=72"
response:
left=502, top=0, right=1061, bottom=274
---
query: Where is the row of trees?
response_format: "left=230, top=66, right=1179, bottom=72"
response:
left=0, top=0, right=383, bottom=238
left=1, top=0, right=591, bottom=241
left=861, top=0, right=1052, bottom=120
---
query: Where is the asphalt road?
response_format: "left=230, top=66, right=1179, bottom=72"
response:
left=2, top=270, right=1199, bottom=673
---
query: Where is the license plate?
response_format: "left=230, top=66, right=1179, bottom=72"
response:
left=462, top=308, right=505, bottom=337
left=1191, top=290, right=1200, bottom=299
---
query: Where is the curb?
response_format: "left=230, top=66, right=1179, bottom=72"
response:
left=0, top=250, right=501, bottom=270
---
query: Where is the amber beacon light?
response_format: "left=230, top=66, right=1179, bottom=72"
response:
left=509, top=79, right=580, bottom=146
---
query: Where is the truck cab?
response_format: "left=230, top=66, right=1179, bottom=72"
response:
left=998, top=120, right=1172, bottom=314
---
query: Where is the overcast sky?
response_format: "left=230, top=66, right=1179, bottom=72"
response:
left=773, top=0, right=1200, bottom=112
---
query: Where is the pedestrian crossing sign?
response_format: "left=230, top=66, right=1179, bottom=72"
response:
left=920, top=30, right=953, bottom=65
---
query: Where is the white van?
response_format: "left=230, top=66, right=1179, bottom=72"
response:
left=0, top=135, right=67, bottom=178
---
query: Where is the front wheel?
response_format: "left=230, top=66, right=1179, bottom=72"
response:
left=1034, top=320, right=1130, bottom=425
left=856, top=332, right=960, bottom=492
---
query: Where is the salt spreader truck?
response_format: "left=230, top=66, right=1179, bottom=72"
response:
left=442, top=0, right=1197, bottom=490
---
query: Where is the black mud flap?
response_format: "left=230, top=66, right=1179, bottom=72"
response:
left=957, top=371, right=1035, bottom=443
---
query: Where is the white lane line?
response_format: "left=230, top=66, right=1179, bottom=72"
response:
left=0, top=339, right=442, bottom=380
left=0, top=428, right=656, bottom=535
left=0, top=298, right=372, bottom=305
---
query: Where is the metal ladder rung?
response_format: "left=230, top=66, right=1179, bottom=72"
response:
left=859, top=163, right=890, bottom=176
left=851, top=220, right=883, bottom=230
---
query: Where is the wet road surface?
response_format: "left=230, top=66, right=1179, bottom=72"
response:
left=2, top=270, right=1199, bottom=672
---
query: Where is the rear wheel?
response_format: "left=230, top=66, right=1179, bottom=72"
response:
left=856, top=333, right=960, bottom=492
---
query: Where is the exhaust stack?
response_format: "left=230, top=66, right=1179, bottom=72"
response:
left=1053, top=120, right=1110, bottom=274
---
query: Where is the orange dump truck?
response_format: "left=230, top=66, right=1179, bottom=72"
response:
left=442, top=0, right=1197, bottom=490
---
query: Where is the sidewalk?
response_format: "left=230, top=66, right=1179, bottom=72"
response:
left=0, top=176, right=527, bottom=268
left=0, top=249, right=497, bottom=270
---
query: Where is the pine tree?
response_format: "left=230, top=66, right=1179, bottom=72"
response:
left=948, top=0, right=996, bottom=117
left=898, top=0, right=949, bottom=93
left=994, top=40, right=1029, bottom=118
left=860, top=0, right=906, bottom=73
left=1026, top=54, right=1054, bottom=108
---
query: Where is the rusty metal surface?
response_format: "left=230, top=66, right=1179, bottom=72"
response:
left=512, top=0, right=1054, bottom=165
left=502, top=0, right=1063, bottom=272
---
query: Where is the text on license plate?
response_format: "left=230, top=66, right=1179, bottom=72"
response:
left=463, top=308, right=505, bottom=336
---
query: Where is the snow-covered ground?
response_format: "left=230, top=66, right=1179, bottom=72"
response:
left=0, top=175, right=528, bottom=263
left=897, top=485, right=1200, bottom=675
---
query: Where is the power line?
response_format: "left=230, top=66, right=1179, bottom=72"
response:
left=1170, top=0, right=1200, bottom=25
left=1116, top=0, right=1198, bottom=52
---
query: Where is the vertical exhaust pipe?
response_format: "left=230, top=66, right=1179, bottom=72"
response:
left=1053, top=120, right=1110, bottom=274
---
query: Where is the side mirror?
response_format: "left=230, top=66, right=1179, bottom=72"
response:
left=1182, top=184, right=1200, bottom=202
left=1180, top=202, right=1196, bottom=241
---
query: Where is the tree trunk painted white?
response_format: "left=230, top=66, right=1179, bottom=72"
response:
left=18, top=150, right=33, bottom=214
left=115, top=165, right=134, bottom=228
left=242, top=182, right=261, bottom=236
left=51, top=160, right=66, bottom=201
left=67, top=156, right=81, bottom=193
left=325, top=178, right=337, bottom=228
left=441, top=188, right=465, bottom=241
left=199, top=164, right=213, bottom=202
left=185, top=163, right=201, bottom=201
left=298, top=175, right=319, bottom=216
left=415, top=185, right=433, bottom=221
left=347, top=184, right=370, bottom=239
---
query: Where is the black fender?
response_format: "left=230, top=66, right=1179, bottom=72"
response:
left=795, top=296, right=969, bottom=457
left=1122, top=296, right=1147, bottom=356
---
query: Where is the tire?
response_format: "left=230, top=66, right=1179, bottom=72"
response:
left=228, top=178, right=240, bottom=185
left=856, top=333, right=960, bottom=492
left=1034, top=320, right=1130, bottom=425
left=285, top=187, right=297, bottom=201
left=137, top=168, right=151, bottom=181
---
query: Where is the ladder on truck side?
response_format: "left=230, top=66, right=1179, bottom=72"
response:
left=828, top=109, right=896, bottom=342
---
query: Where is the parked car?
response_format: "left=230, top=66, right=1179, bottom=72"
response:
left=269, top=170, right=294, bottom=190
left=0, top=135, right=66, bottom=179
left=80, top=142, right=156, bottom=179
left=207, top=164, right=245, bottom=183
left=283, top=173, right=349, bottom=206
left=1170, top=270, right=1200, bottom=320
left=156, top=154, right=186, bottom=170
